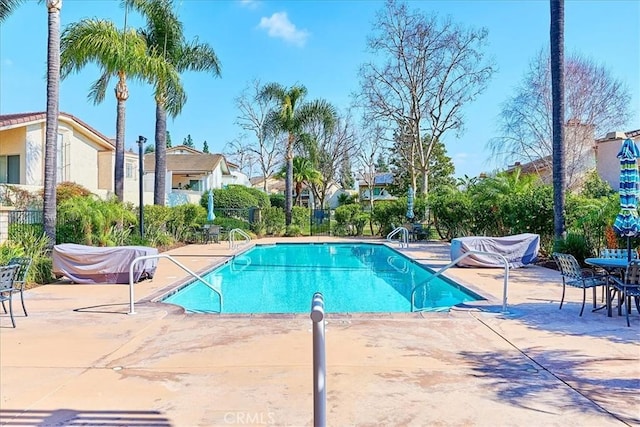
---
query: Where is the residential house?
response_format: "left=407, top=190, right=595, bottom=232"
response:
left=595, top=129, right=640, bottom=190
left=223, top=161, right=251, bottom=187
left=250, top=175, right=342, bottom=209
left=143, top=145, right=234, bottom=206
left=358, top=172, right=397, bottom=204
left=505, top=119, right=596, bottom=190
left=0, top=111, right=139, bottom=202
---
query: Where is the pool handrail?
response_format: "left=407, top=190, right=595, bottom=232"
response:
left=310, top=292, right=326, bottom=427
left=386, top=226, right=409, bottom=248
left=128, top=254, right=223, bottom=315
left=229, top=228, right=251, bottom=249
left=410, top=250, right=510, bottom=313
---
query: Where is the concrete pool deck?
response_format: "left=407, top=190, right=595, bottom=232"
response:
left=1, top=237, right=638, bottom=426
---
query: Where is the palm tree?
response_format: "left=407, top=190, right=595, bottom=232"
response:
left=260, top=83, right=336, bottom=225
left=550, top=0, right=566, bottom=239
left=43, top=0, right=62, bottom=246
left=125, top=0, right=221, bottom=206
left=0, top=0, right=25, bottom=22
left=60, top=17, right=181, bottom=202
left=277, top=157, right=322, bottom=206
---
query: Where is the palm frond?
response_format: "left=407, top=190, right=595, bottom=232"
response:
left=176, top=39, right=221, bottom=75
left=0, top=0, right=25, bottom=23
left=87, top=70, right=111, bottom=104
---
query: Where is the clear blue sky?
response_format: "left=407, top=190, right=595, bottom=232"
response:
left=1, top=0, right=638, bottom=178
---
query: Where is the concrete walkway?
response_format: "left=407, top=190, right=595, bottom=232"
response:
left=1, top=238, right=638, bottom=426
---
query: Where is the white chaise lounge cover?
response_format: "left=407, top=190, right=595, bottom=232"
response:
left=53, top=243, right=158, bottom=284
left=450, top=233, right=540, bottom=268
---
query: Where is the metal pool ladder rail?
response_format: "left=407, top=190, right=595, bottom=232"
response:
left=128, top=254, right=223, bottom=315
left=410, top=250, right=510, bottom=313
left=229, top=228, right=251, bottom=249
left=386, top=226, right=409, bottom=248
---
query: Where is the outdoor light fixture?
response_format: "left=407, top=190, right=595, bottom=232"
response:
left=137, top=135, right=147, bottom=237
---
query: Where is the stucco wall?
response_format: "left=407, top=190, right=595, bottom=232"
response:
left=597, top=139, right=626, bottom=190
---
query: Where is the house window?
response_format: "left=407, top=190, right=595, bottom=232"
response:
left=373, top=188, right=382, bottom=196
left=189, top=180, right=201, bottom=191
left=125, top=161, right=136, bottom=180
left=0, top=155, right=20, bottom=184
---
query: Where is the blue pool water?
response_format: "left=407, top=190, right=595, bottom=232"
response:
left=162, top=243, right=482, bottom=314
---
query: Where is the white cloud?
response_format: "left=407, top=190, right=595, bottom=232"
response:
left=258, top=12, right=309, bottom=47
left=239, top=0, right=259, bottom=9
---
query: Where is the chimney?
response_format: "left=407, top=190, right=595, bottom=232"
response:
left=606, top=131, right=627, bottom=140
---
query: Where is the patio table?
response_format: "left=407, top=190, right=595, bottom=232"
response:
left=584, top=257, right=629, bottom=317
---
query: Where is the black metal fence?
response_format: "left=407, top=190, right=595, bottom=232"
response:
left=310, top=209, right=331, bottom=236
left=8, top=210, right=44, bottom=239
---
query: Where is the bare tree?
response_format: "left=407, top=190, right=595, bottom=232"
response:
left=356, top=124, right=387, bottom=233
left=300, top=110, right=359, bottom=208
left=233, top=79, right=282, bottom=192
left=489, top=49, right=631, bottom=189
left=358, top=0, right=495, bottom=197
left=223, top=136, right=258, bottom=179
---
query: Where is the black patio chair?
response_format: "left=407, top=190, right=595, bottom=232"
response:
left=609, top=260, right=640, bottom=327
left=552, top=252, right=609, bottom=316
left=8, top=257, right=32, bottom=316
left=0, top=264, right=20, bottom=328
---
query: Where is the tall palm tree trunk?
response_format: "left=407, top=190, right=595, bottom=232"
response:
left=154, top=100, right=167, bottom=206
left=114, top=71, right=128, bottom=202
left=285, top=134, right=294, bottom=226
left=43, top=0, right=62, bottom=246
left=550, top=0, right=565, bottom=239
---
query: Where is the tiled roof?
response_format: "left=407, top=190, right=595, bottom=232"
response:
left=0, top=111, right=114, bottom=147
left=507, top=156, right=551, bottom=174
left=144, top=152, right=229, bottom=174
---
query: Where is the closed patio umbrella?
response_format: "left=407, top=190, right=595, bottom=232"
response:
left=612, top=138, right=640, bottom=261
left=406, top=186, right=415, bottom=221
left=207, top=190, right=216, bottom=222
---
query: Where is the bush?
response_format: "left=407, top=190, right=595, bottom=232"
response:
left=201, top=185, right=270, bottom=210
left=56, top=195, right=136, bottom=246
left=370, top=200, right=407, bottom=236
left=1, top=228, right=54, bottom=284
left=335, top=204, right=366, bottom=236
left=291, top=206, right=309, bottom=228
left=57, top=181, right=92, bottom=204
left=554, top=232, right=592, bottom=265
left=270, top=194, right=285, bottom=209
left=262, top=206, right=285, bottom=235
left=285, top=225, right=302, bottom=237
left=168, top=203, right=206, bottom=242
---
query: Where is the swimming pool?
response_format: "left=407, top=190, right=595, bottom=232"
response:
left=161, top=243, right=483, bottom=314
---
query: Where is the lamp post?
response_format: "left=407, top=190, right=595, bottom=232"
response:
left=137, top=135, right=147, bottom=238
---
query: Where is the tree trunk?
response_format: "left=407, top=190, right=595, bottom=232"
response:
left=154, top=101, right=167, bottom=206
left=114, top=71, right=128, bottom=202
left=285, top=134, right=294, bottom=226
left=43, top=0, right=61, bottom=246
left=550, top=0, right=566, bottom=239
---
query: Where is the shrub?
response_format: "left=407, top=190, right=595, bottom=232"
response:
left=168, top=203, right=206, bottom=242
left=57, top=181, right=92, bottom=204
left=262, top=206, right=285, bottom=235
left=285, top=225, right=302, bottom=237
left=56, top=195, right=136, bottom=246
left=270, top=193, right=285, bottom=209
left=337, top=192, right=357, bottom=206
left=370, top=200, right=407, bottom=236
left=201, top=185, right=270, bottom=210
left=554, top=232, right=592, bottom=265
left=291, top=206, right=309, bottom=228
left=335, top=204, right=365, bottom=236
